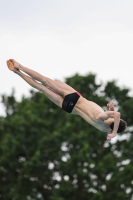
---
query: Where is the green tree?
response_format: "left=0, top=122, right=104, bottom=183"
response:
left=0, top=73, right=133, bottom=200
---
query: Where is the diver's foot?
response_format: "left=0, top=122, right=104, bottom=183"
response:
left=7, top=60, right=15, bottom=71
left=6, top=59, right=20, bottom=71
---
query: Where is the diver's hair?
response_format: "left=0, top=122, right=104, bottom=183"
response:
left=110, top=119, right=127, bottom=133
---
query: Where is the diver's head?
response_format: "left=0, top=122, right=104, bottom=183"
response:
left=110, top=119, right=127, bottom=133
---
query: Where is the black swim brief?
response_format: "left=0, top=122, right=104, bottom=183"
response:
left=62, top=92, right=81, bottom=113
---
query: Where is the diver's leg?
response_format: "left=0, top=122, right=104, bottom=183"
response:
left=14, top=69, right=64, bottom=107
left=7, top=59, right=76, bottom=97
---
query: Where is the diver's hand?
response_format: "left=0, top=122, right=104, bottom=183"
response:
left=107, top=102, right=114, bottom=111
left=107, top=132, right=116, bottom=141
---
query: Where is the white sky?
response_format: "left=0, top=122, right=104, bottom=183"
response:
left=0, top=0, right=133, bottom=115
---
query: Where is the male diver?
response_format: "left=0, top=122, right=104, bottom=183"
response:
left=7, top=59, right=127, bottom=141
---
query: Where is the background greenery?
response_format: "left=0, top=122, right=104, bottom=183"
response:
left=0, top=73, right=133, bottom=200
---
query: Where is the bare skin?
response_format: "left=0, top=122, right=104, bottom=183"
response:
left=6, top=59, right=121, bottom=141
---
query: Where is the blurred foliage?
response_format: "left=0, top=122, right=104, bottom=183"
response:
left=0, top=73, right=133, bottom=200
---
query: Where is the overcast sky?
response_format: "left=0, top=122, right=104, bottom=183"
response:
left=0, top=0, right=133, bottom=115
